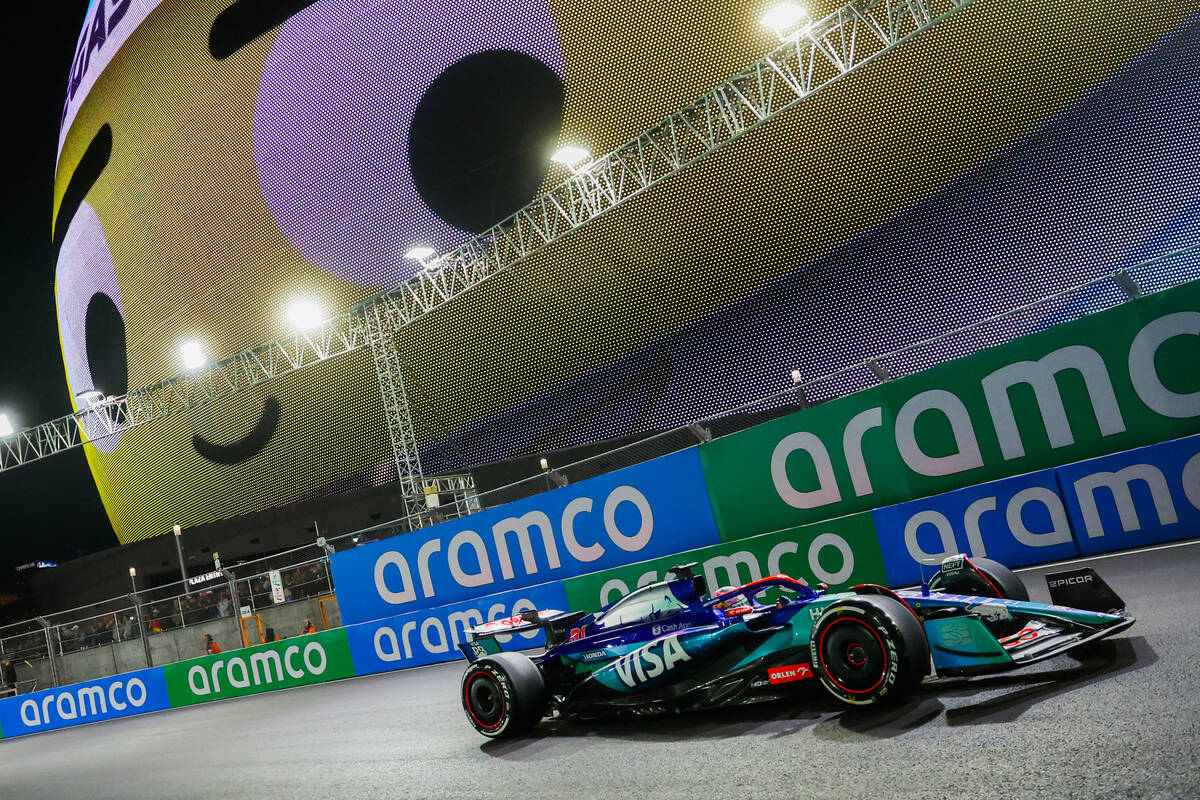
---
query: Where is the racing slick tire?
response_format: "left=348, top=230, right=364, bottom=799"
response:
left=811, top=595, right=929, bottom=707
left=929, top=556, right=1028, bottom=602
left=929, top=557, right=1028, bottom=636
left=461, top=652, right=548, bottom=739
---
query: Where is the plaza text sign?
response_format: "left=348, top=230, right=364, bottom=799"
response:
left=0, top=667, right=169, bottom=738
left=871, top=469, right=1081, bottom=587
left=562, top=512, right=887, bottom=611
left=701, top=280, right=1200, bottom=541
left=346, top=583, right=568, bottom=675
left=163, top=629, right=355, bottom=707
left=330, top=449, right=720, bottom=626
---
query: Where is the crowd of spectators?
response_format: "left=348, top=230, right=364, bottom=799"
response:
left=246, top=562, right=330, bottom=608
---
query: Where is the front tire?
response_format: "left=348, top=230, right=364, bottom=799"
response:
left=811, top=596, right=929, bottom=707
left=929, top=556, right=1028, bottom=602
left=461, top=652, right=547, bottom=738
left=928, top=557, right=1028, bottom=637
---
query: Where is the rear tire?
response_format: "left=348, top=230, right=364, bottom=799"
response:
left=811, top=596, right=929, bottom=707
left=461, top=652, right=547, bottom=738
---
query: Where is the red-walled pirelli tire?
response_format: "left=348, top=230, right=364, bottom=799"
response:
left=811, top=596, right=930, bottom=707
left=930, top=557, right=1029, bottom=602
left=461, top=652, right=547, bottom=739
left=928, top=557, right=1029, bottom=637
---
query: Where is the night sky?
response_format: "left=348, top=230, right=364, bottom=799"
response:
left=0, top=5, right=115, bottom=574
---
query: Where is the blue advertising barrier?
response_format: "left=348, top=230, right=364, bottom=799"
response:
left=347, top=582, right=568, bottom=676
left=0, top=666, right=169, bottom=738
left=332, top=448, right=721, bottom=626
left=872, top=469, right=1080, bottom=587
left=1056, top=433, right=1200, bottom=555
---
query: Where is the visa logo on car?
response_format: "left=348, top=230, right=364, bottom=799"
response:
left=613, top=635, right=691, bottom=688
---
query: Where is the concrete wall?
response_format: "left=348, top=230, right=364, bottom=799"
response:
left=9, top=596, right=338, bottom=692
left=244, top=597, right=340, bottom=644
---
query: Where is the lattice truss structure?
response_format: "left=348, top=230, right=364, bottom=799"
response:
left=0, top=0, right=976, bottom=511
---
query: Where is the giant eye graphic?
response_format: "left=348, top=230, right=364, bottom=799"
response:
left=56, top=199, right=127, bottom=453
left=252, top=0, right=565, bottom=286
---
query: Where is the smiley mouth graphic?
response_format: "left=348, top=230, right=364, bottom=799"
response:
left=192, top=396, right=281, bottom=464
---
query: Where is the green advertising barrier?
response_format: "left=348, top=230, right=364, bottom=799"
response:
left=702, top=279, right=1200, bottom=540
left=563, top=511, right=886, bottom=611
left=164, top=629, right=355, bottom=708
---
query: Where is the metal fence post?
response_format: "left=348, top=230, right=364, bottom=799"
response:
left=219, top=569, right=244, bottom=646
left=36, top=617, right=59, bottom=688
left=324, top=556, right=333, bottom=594
left=129, top=594, right=152, bottom=669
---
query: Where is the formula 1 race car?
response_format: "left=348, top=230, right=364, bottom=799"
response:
left=457, top=555, right=1134, bottom=738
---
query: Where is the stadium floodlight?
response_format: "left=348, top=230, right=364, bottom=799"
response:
left=550, top=146, right=590, bottom=168
left=179, top=340, right=206, bottom=370
left=539, top=456, right=568, bottom=488
left=286, top=300, right=324, bottom=330
left=761, top=2, right=810, bottom=38
left=790, top=369, right=809, bottom=409
left=0, top=414, right=12, bottom=437
left=404, top=246, right=435, bottom=261
left=76, top=390, right=106, bottom=406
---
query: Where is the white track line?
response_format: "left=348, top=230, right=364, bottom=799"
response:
left=1012, top=537, right=1200, bottom=574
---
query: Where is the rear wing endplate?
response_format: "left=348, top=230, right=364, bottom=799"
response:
left=457, top=608, right=575, bottom=662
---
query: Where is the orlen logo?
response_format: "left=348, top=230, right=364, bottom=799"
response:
left=767, top=664, right=813, bottom=685
left=187, top=642, right=327, bottom=695
left=19, top=678, right=148, bottom=728
left=1048, top=574, right=1093, bottom=588
left=613, top=635, right=691, bottom=688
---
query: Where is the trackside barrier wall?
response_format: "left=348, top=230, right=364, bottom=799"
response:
left=1057, top=433, right=1200, bottom=555
left=561, top=512, right=887, bottom=611
left=3, top=433, right=1199, bottom=739
left=5, top=280, right=1199, bottom=740
left=163, top=629, right=355, bottom=707
left=871, top=469, right=1081, bottom=587
left=698, top=279, right=1200, bottom=541
left=330, top=448, right=720, bottom=626
left=346, top=583, right=567, bottom=675
left=872, top=433, right=1200, bottom=584
left=0, top=667, right=170, bottom=739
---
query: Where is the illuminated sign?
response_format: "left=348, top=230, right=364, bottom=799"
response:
left=14, top=561, right=58, bottom=571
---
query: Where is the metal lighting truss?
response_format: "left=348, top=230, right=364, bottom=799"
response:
left=0, top=0, right=976, bottom=486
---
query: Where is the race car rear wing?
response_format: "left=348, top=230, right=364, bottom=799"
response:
left=457, top=608, right=584, bottom=663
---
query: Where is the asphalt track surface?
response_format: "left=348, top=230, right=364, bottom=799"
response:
left=2, top=542, right=1198, bottom=800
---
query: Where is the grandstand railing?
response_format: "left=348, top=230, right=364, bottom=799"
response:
left=1, top=246, right=1197, bottom=690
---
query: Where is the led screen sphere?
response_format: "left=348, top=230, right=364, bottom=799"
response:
left=54, top=0, right=1200, bottom=543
